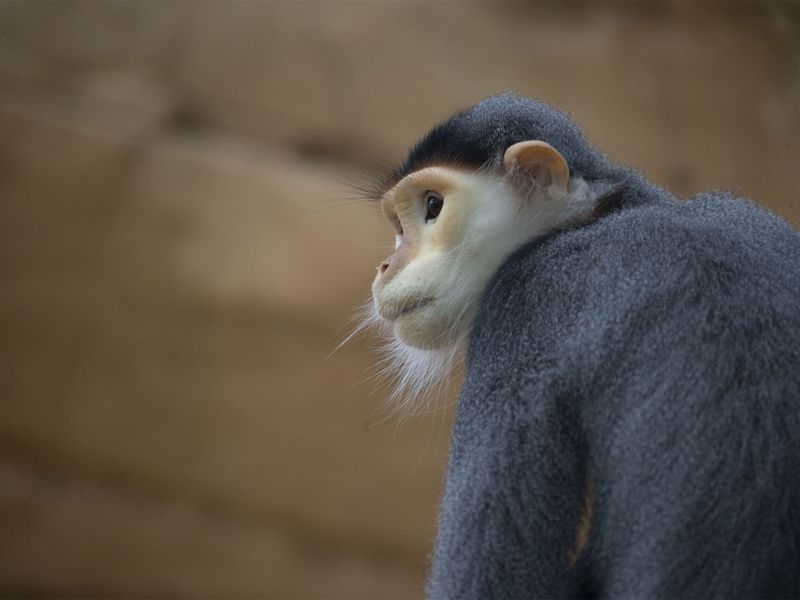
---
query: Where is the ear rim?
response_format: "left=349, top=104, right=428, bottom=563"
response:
left=503, top=140, right=570, bottom=193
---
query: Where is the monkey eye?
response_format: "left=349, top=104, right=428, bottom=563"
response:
left=424, top=191, right=444, bottom=223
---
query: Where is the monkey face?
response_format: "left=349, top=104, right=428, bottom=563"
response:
left=372, top=167, right=536, bottom=350
left=371, top=141, right=590, bottom=351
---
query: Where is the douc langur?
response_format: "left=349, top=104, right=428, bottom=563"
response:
left=361, top=92, right=800, bottom=598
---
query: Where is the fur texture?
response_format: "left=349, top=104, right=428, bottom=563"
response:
left=380, top=93, right=800, bottom=599
left=429, top=184, right=800, bottom=598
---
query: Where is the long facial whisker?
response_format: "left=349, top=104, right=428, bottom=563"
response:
left=328, top=299, right=381, bottom=360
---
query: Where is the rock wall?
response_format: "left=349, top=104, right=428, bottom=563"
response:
left=0, top=3, right=798, bottom=597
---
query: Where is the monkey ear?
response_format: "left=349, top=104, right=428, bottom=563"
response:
left=503, top=141, right=570, bottom=193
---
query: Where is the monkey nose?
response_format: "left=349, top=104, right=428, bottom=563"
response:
left=378, top=260, right=390, bottom=274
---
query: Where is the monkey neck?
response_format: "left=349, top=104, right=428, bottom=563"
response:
left=591, top=168, right=674, bottom=221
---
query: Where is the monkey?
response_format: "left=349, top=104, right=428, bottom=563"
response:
left=361, top=92, right=800, bottom=599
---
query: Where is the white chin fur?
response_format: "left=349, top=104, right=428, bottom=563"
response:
left=375, top=334, right=464, bottom=420
left=392, top=303, right=459, bottom=350
left=343, top=297, right=464, bottom=420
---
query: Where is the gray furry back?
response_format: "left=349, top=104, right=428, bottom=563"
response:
left=428, top=191, right=800, bottom=599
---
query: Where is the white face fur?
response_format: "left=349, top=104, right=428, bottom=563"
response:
left=364, top=141, right=599, bottom=416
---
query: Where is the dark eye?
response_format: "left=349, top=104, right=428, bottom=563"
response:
left=425, top=191, right=444, bottom=223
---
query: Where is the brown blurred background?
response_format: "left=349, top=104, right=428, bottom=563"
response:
left=0, top=2, right=799, bottom=598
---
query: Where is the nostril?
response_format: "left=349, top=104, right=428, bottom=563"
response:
left=379, top=261, right=390, bottom=274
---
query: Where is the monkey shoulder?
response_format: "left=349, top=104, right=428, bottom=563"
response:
left=467, top=191, right=800, bottom=405
left=479, top=191, right=799, bottom=330
left=452, top=194, right=800, bottom=599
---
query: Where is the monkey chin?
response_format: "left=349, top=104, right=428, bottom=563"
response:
left=392, top=303, right=460, bottom=351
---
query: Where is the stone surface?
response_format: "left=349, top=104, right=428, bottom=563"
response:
left=0, top=88, right=451, bottom=597
left=0, top=459, right=422, bottom=598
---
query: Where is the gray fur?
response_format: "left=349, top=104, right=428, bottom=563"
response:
left=423, top=97, right=800, bottom=599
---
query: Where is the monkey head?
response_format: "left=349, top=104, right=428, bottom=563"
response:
left=373, top=143, right=575, bottom=350
left=361, top=93, right=623, bottom=411
left=371, top=93, right=621, bottom=351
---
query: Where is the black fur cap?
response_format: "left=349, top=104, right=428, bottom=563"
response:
left=380, top=92, right=622, bottom=196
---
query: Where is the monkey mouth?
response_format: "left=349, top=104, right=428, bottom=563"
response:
left=383, top=297, right=434, bottom=321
